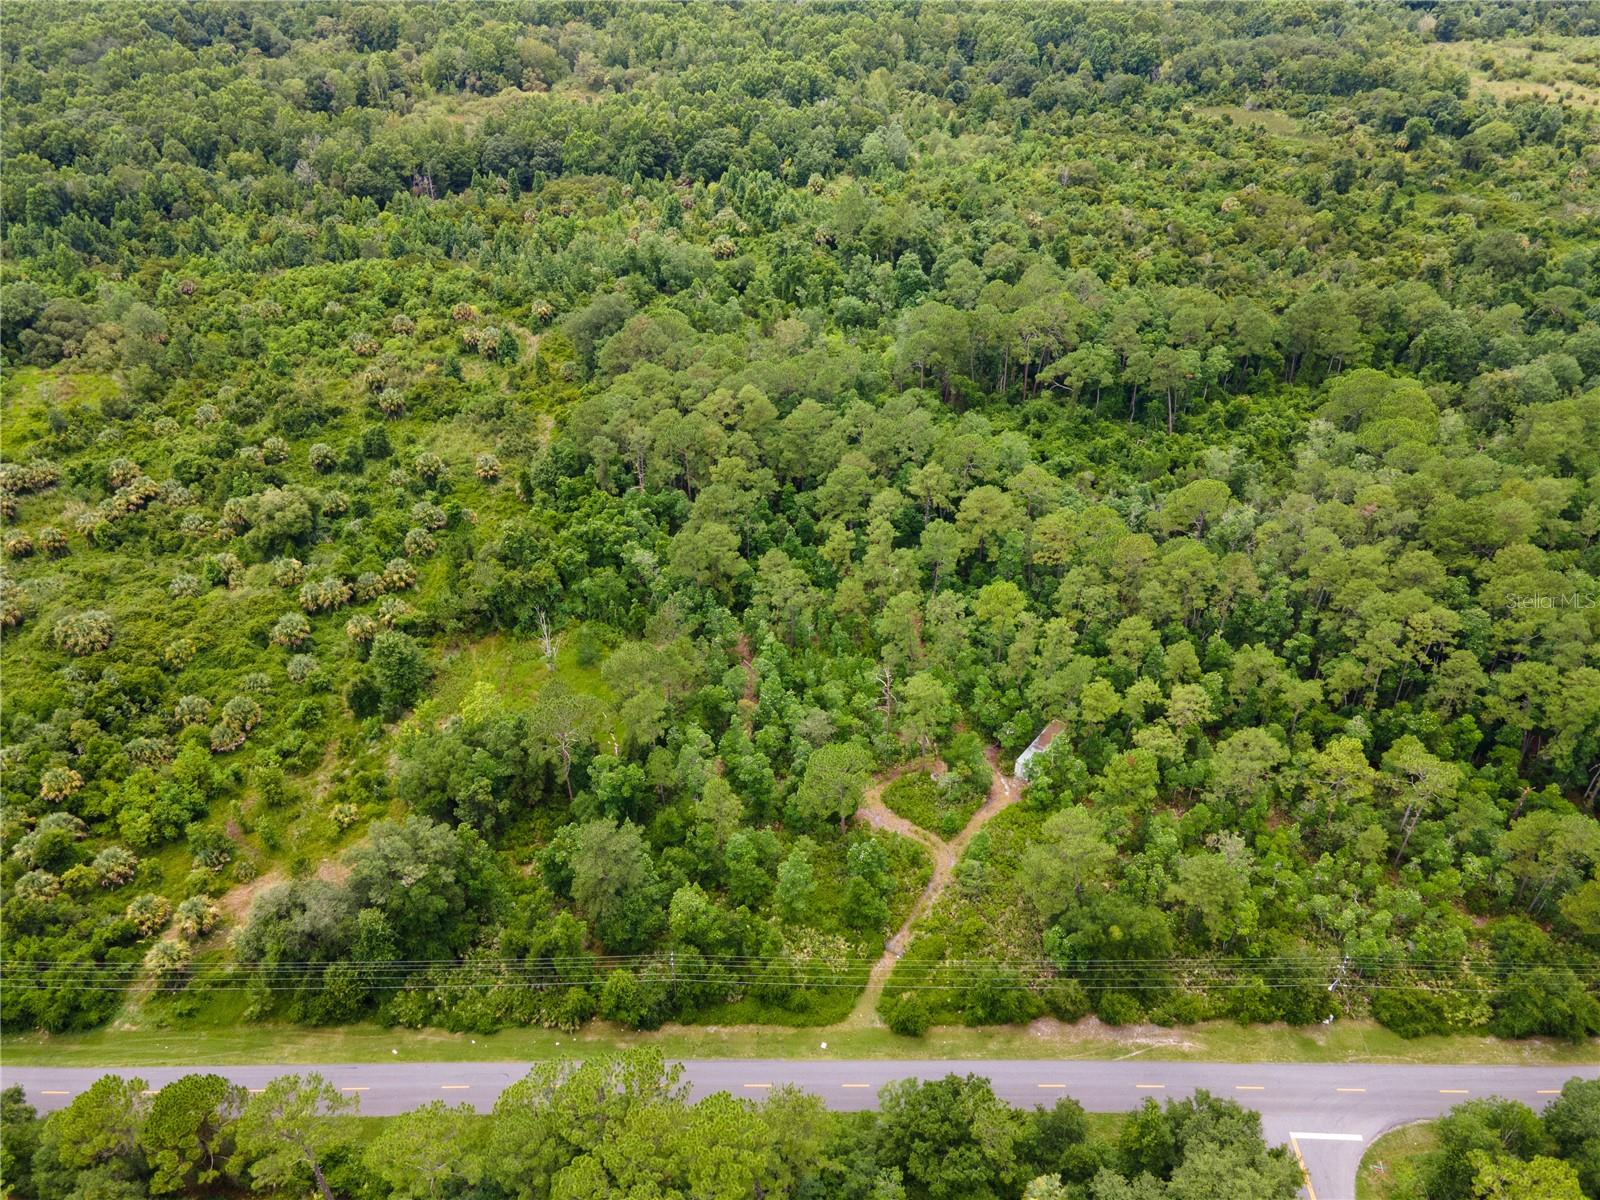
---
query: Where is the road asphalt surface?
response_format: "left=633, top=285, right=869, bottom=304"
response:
left=6, top=1059, right=1594, bottom=1200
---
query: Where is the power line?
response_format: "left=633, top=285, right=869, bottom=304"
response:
left=5, top=952, right=1593, bottom=996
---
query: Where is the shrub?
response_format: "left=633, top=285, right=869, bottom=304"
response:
left=52, top=610, right=114, bottom=655
left=370, top=630, right=429, bottom=717
left=174, top=896, right=220, bottom=938
left=415, top=451, right=445, bottom=481
left=10, top=819, right=84, bottom=864
left=475, top=452, right=501, bottom=480
left=144, top=939, right=191, bottom=978
left=107, top=477, right=160, bottom=518
left=0, top=458, right=60, bottom=493
left=411, top=501, right=447, bottom=530
left=125, top=736, right=173, bottom=766
left=4, top=531, right=35, bottom=558
left=376, top=596, right=410, bottom=627
left=308, top=443, right=337, bottom=473
left=345, top=613, right=379, bottom=644
left=270, top=612, right=312, bottom=648
left=1489, top=971, right=1600, bottom=1041
left=353, top=571, right=384, bottom=602
left=189, top=826, right=234, bottom=870
left=382, top=557, right=417, bottom=590
left=174, top=694, right=211, bottom=725
left=14, top=870, right=60, bottom=901
left=162, top=638, right=196, bottom=670
left=287, top=653, right=320, bottom=683
left=38, top=766, right=84, bottom=801
left=37, top=529, right=70, bottom=554
left=1094, top=990, right=1144, bottom=1026
left=107, top=457, right=141, bottom=488
left=300, top=577, right=353, bottom=613
left=75, top=508, right=109, bottom=543
left=126, top=893, right=172, bottom=935
left=169, top=573, right=203, bottom=598
left=220, top=695, right=262, bottom=734
left=403, top=527, right=436, bottom=557
left=1, top=577, right=28, bottom=627
left=210, top=722, right=246, bottom=752
left=884, top=991, right=932, bottom=1036
left=1043, top=978, right=1091, bottom=1022
left=1372, top=985, right=1453, bottom=1038
left=92, top=845, right=139, bottom=887
left=205, top=552, right=243, bottom=587
left=272, top=557, right=306, bottom=586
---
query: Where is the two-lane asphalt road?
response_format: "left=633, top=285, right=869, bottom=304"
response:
left=5, top=1060, right=1592, bottom=1200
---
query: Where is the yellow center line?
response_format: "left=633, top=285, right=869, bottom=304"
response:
left=1336, top=1087, right=1366, bottom=1093
left=1439, top=1089, right=1469, bottom=1095
left=840, top=1083, right=871, bottom=1089
left=1037, top=1083, right=1066, bottom=1089
left=1234, top=1085, right=1265, bottom=1091
left=440, top=1085, right=470, bottom=1090
left=743, top=1083, right=772, bottom=1089
left=1135, top=1083, right=1166, bottom=1089
left=1289, top=1136, right=1318, bottom=1200
left=1536, top=1089, right=1561, bottom=1095
left=40, top=1090, right=70, bottom=1096
left=341, top=1086, right=370, bottom=1092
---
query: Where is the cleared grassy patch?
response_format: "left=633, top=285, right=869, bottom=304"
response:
left=1194, top=105, right=1315, bottom=139
left=1356, top=1120, right=1438, bottom=1200
left=0, top=365, right=121, bottom=451
left=416, top=631, right=612, bottom=725
left=879, top=771, right=980, bottom=839
left=5, top=1018, right=1592, bottom=1071
left=1427, top=37, right=1600, bottom=108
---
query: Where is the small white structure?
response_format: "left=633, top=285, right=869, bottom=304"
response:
left=1013, top=720, right=1065, bottom=780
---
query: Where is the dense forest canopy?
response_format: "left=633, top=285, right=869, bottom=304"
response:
left=2, top=1, right=1599, bottom=1046
left=0, top=1053, right=1305, bottom=1200
left=4, top=1058, right=1596, bottom=1200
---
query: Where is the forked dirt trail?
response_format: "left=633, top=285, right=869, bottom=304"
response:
left=839, top=746, right=1024, bottom=1028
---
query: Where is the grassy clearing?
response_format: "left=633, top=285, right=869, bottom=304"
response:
left=5, top=1018, right=1593, bottom=1070
left=1356, top=1120, right=1438, bottom=1200
left=415, top=631, right=612, bottom=727
left=0, top=365, right=121, bottom=451
left=1426, top=37, right=1600, bottom=108
left=1193, top=105, right=1316, bottom=139
left=879, top=771, right=981, bottom=840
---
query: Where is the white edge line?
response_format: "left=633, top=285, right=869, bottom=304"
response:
left=1289, top=1131, right=1365, bottom=1142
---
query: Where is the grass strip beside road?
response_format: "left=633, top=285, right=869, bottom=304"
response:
left=1355, top=1121, right=1440, bottom=1200
left=3, top=1019, right=1595, bottom=1069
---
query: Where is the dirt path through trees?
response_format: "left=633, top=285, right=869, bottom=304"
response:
left=839, top=746, right=1024, bottom=1028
